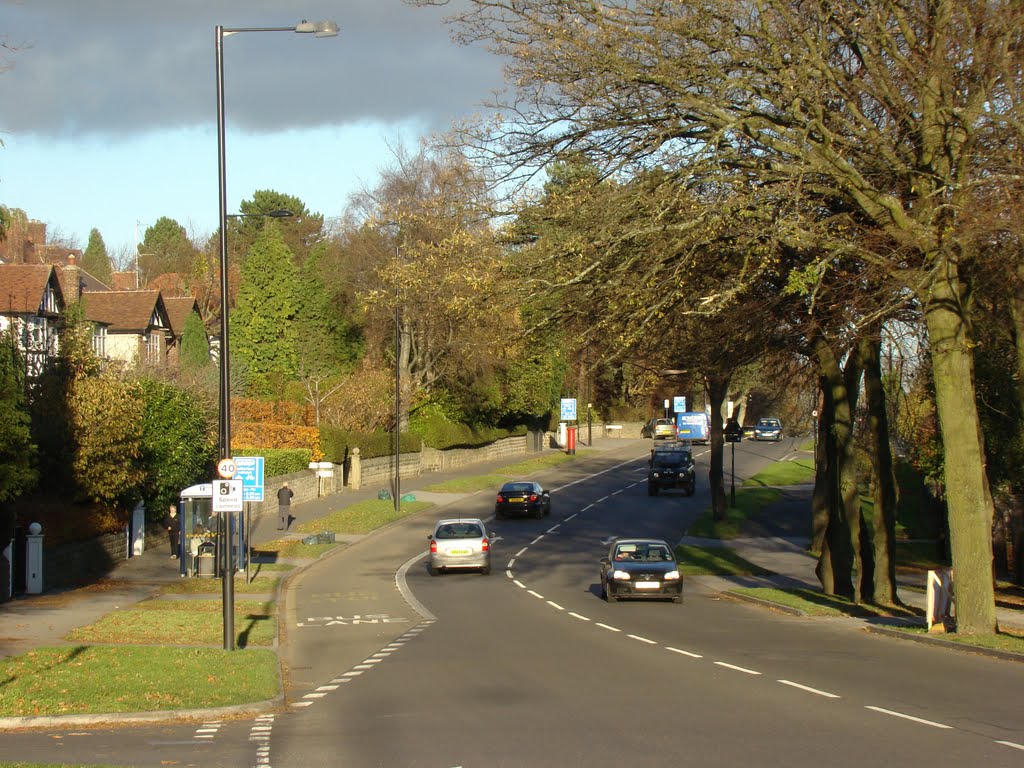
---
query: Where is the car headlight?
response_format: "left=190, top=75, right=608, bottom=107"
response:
left=611, top=570, right=631, bottom=580
left=663, top=570, right=680, bottom=580
left=652, top=472, right=661, bottom=478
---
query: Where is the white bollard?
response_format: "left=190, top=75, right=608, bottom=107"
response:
left=26, top=522, right=43, bottom=594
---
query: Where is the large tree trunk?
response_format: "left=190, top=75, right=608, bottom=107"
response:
left=860, top=330, right=899, bottom=606
left=925, top=258, right=997, bottom=634
left=813, top=336, right=863, bottom=600
left=707, top=374, right=729, bottom=521
left=810, top=380, right=830, bottom=556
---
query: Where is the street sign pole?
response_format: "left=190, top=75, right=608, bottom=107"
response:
left=730, top=441, right=736, bottom=507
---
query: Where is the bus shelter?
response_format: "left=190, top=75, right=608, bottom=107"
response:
left=176, top=484, right=247, bottom=577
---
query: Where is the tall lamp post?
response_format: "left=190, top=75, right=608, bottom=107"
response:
left=215, top=18, right=338, bottom=651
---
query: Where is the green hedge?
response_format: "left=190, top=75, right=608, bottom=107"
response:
left=234, top=448, right=312, bottom=478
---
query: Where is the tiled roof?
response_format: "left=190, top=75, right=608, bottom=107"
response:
left=163, top=296, right=201, bottom=338
left=81, top=290, right=168, bottom=333
left=0, top=264, right=64, bottom=315
left=53, top=264, right=110, bottom=296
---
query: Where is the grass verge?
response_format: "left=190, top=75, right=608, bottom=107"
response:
left=422, top=451, right=580, bottom=494
left=293, top=499, right=434, bottom=536
left=676, top=544, right=774, bottom=577
left=0, top=646, right=279, bottom=717
left=731, top=587, right=922, bottom=619
left=892, top=626, right=1024, bottom=653
left=67, top=598, right=276, bottom=647
left=686, top=487, right=783, bottom=538
left=742, top=458, right=815, bottom=487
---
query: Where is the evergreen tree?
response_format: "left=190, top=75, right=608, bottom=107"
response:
left=0, top=331, right=38, bottom=503
left=138, top=217, right=197, bottom=285
left=82, top=228, right=114, bottom=286
left=179, top=311, right=211, bottom=373
left=230, top=223, right=298, bottom=395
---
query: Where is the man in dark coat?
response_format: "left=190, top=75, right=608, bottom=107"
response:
left=165, top=504, right=181, bottom=558
left=277, top=482, right=294, bottom=530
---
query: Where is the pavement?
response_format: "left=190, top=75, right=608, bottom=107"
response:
left=1, top=436, right=1022, bottom=722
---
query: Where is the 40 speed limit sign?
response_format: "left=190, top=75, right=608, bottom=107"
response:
left=217, top=458, right=237, bottom=478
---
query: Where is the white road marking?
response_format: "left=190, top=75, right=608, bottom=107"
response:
left=778, top=680, right=839, bottom=698
left=565, top=513, right=579, bottom=520
left=596, top=622, right=621, bottom=632
left=612, top=489, right=624, bottom=495
left=513, top=579, right=526, bottom=588
left=996, top=741, right=1024, bottom=751
left=714, top=661, right=761, bottom=675
left=396, top=551, right=436, bottom=621
left=568, top=612, right=590, bottom=621
left=527, top=590, right=544, bottom=599
left=666, top=646, right=703, bottom=658
left=507, top=558, right=516, bottom=568
left=864, top=706, right=952, bottom=729
left=316, top=685, right=340, bottom=691
left=505, top=569, right=514, bottom=578
left=547, top=525, right=560, bottom=533
left=291, top=701, right=313, bottom=708
left=515, top=547, right=528, bottom=558
left=303, top=692, right=327, bottom=699
left=342, top=671, right=363, bottom=677
left=628, top=634, right=656, bottom=644
left=547, top=600, right=565, bottom=610
left=530, top=535, right=545, bottom=545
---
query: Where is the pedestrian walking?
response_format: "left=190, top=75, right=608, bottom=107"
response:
left=277, top=481, right=294, bottom=530
left=165, top=504, right=181, bottom=559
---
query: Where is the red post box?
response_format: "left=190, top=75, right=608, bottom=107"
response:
left=567, top=425, right=577, bottom=455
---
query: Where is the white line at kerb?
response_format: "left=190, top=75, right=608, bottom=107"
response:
left=865, top=706, right=952, bottom=729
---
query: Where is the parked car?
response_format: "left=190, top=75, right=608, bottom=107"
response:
left=427, top=518, right=491, bottom=575
left=600, top=538, right=683, bottom=603
left=753, top=417, right=783, bottom=441
left=641, top=417, right=677, bottom=440
left=647, top=445, right=696, bottom=496
left=495, top=481, right=551, bottom=519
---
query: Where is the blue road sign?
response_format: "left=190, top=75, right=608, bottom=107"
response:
left=560, top=398, right=577, bottom=421
left=234, top=456, right=265, bottom=502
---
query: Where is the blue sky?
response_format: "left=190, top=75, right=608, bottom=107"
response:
left=0, top=1, right=503, bottom=263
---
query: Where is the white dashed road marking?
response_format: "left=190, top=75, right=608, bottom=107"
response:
left=778, top=680, right=840, bottom=698
left=714, top=661, right=761, bottom=676
left=666, top=646, right=702, bottom=658
left=865, top=706, right=952, bottom=729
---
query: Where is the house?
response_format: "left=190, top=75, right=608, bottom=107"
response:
left=0, top=264, right=65, bottom=375
left=163, top=295, right=206, bottom=365
left=80, top=290, right=172, bottom=367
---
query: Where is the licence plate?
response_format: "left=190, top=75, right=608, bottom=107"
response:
left=509, top=497, right=525, bottom=503
left=635, top=581, right=661, bottom=589
left=448, top=548, right=470, bottom=556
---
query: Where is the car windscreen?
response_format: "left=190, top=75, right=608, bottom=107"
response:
left=501, top=483, right=534, bottom=493
left=757, top=419, right=780, bottom=427
left=435, top=523, right=483, bottom=539
left=614, top=544, right=673, bottom=562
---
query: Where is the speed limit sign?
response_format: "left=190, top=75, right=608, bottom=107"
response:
left=217, top=458, right=237, bottom=479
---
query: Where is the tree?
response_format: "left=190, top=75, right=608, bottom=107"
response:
left=137, top=376, right=215, bottom=515
left=179, top=311, right=211, bottom=374
left=81, top=228, right=113, bottom=286
left=230, top=223, right=299, bottom=396
left=430, top=0, right=1022, bottom=634
left=233, top=190, right=325, bottom=266
left=0, top=331, right=37, bottom=503
left=138, top=217, right=197, bottom=285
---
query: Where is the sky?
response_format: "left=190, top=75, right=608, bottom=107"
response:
left=0, top=0, right=504, bottom=262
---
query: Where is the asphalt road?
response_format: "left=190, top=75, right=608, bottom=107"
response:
left=6, top=438, right=1024, bottom=767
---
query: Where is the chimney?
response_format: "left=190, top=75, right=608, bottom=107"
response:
left=65, top=253, right=81, bottom=303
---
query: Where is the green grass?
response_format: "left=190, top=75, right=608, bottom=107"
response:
left=422, top=451, right=579, bottom=493
left=293, top=499, right=434, bottom=536
left=0, top=646, right=279, bottom=717
left=676, top=544, right=774, bottom=577
left=687, top=487, right=783, bottom=538
left=731, top=587, right=922, bottom=619
left=251, top=537, right=342, bottom=559
left=158, top=570, right=286, bottom=594
left=66, top=599, right=276, bottom=647
left=892, top=626, right=1024, bottom=653
left=742, top=458, right=815, bottom=487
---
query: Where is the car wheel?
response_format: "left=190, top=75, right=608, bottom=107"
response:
left=533, top=505, right=544, bottom=519
left=481, top=564, right=491, bottom=576
left=606, top=590, right=617, bottom=603
left=685, top=484, right=695, bottom=497
left=496, top=510, right=504, bottom=520
left=428, top=564, right=438, bottom=577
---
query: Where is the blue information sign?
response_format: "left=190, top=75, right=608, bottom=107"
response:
left=673, top=396, right=686, bottom=413
left=233, top=456, right=265, bottom=502
left=560, top=398, right=577, bottom=421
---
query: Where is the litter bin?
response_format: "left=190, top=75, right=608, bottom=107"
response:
left=196, top=541, right=216, bottom=577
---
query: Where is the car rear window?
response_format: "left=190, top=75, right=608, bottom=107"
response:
left=501, top=483, right=533, bottom=493
left=436, top=523, right=483, bottom=539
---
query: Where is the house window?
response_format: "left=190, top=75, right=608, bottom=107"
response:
left=92, top=326, right=107, bottom=358
left=146, top=331, right=162, bottom=364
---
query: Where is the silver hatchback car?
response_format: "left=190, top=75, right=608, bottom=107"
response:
left=427, top=518, right=492, bottom=576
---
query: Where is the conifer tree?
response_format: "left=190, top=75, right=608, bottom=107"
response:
left=82, top=228, right=114, bottom=286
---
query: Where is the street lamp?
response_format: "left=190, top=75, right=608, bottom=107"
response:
left=215, top=19, right=337, bottom=652
left=379, top=223, right=403, bottom=514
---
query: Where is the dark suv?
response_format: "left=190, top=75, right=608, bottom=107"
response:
left=647, top=445, right=696, bottom=496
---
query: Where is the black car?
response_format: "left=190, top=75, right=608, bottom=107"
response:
left=495, top=481, right=551, bottom=519
left=600, top=538, right=683, bottom=603
left=647, top=445, right=695, bottom=496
